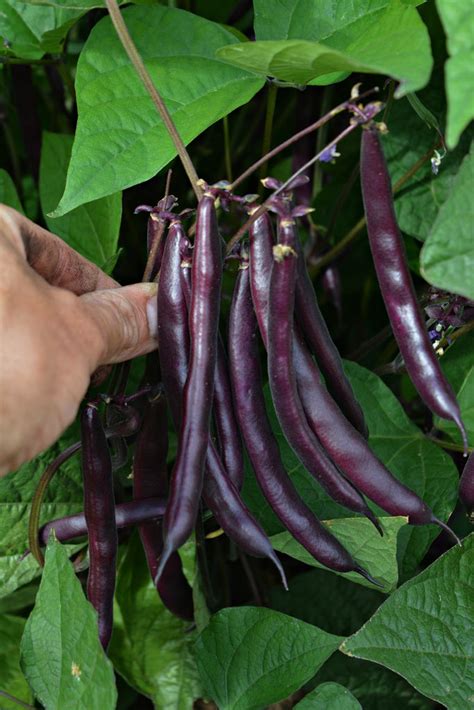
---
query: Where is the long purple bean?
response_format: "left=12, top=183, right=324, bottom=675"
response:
left=459, top=452, right=474, bottom=520
left=157, top=220, right=286, bottom=585
left=81, top=403, right=117, bottom=649
left=249, top=211, right=458, bottom=536
left=157, top=193, right=222, bottom=579
left=266, top=213, right=379, bottom=524
left=360, top=126, right=467, bottom=452
left=229, top=259, right=377, bottom=580
left=39, top=498, right=167, bottom=545
left=294, top=239, right=368, bottom=437
left=133, top=393, right=193, bottom=621
left=181, top=262, right=244, bottom=490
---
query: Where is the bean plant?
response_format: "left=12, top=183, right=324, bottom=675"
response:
left=0, top=1, right=473, bottom=709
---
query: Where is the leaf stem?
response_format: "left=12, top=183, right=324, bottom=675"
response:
left=257, top=83, right=278, bottom=190
left=223, top=115, right=233, bottom=183
left=312, top=85, right=333, bottom=199
left=426, top=435, right=473, bottom=454
left=104, top=0, right=202, bottom=201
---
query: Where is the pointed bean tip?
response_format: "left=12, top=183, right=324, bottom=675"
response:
left=271, top=552, right=288, bottom=590
left=432, top=517, right=462, bottom=547
left=366, top=509, right=384, bottom=537
left=154, top=541, right=174, bottom=585
left=354, top=566, right=384, bottom=589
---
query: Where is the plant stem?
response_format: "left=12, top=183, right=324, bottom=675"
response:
left=312, top=85, right=333, bottom=199
left=312, top=140, right=439, bottom=273
left=28, top=442, right=82, bottom=566
left=230, top=87, right=379, bottom=191
left=223, top=115, right=233, bottom=183
left=426, top=435, right=473, bottom=455
left=104, top=0, right=202, bottom=201
left=226, top=120, right=364, bottom=255
left=257, top=83, right=278, bottom=188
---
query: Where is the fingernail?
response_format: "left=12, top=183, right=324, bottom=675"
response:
left=146, top=295, right=158, bottom=338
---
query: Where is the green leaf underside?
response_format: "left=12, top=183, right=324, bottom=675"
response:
left=195, top=606, right=342, bottom=710
left=218, top=2, right=432, bottom=95
left=0, top=0, right=84, bottom=60
left=295, top=682, right=362, bottom=709
left=108, top=533, right=202, bottom=709
left=0, top=169, right=24, bottom=212
left=53, top=5, right=264, bottom=216
left=421, top=143, right=474, bottom=300
left=434, top=332, right=474, bottom=447
left=342, top=533, right=474, bottom=710
left=0, top=614, right=33, bottom=708
left=40, top=132, right=122, bottom=266
left=435, top=0, right=474, bottom=148
left=20, top=537, right=117, bottom=709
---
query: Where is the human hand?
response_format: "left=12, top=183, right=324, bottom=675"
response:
left=0, top=205, right=158, bottom=476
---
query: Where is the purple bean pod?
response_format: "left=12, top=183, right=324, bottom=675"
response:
left=81, top=403, right=117, bottom=649
left=157, top=221, right=286, bottom=586
left=249, top=211, right=457, bottom=536
left=360, top=126, right=467, bottom=452
left=459, top=452, right=474, bottom=521
left=133, top=394, right=193, bottom=621
left=266, top=213, right=379, bottom=524
left=40, top=497, right=167, bottom=545
left=229, top=258, right=375, bottom=579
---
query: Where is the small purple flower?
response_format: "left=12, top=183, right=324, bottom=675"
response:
left=319, top=144, right=340, bottom=163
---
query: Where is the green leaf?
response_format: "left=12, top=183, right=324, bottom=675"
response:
left=270, top=568, right=383, bottom=637
left=434, top=332, right=474, bottom=447
left=344, top=361, right=459, bottom=577
left=195, top=607, right=342, bottom=710
left=0, top=0, right=84, bottom=59
left=0, top=169, right=24, bottom=212
left=421, top=143, right=474, bottom=299
left=0, top=614, right=33, bottom=709
left=53, top=6, right=264, bottom=216
left=436, top=0, right=474, bottom=148
left=342, top=533, right=474, bottom=710
left=40, top=132, right=122, bottom=266
left=295, top=683, right=362, bottom=709
left=406, top=92, right=442, bottom=134
left=0, top=582, right=37, bottom=614
left=108, top=533, right=202, bottom=708
left=271, top=516, right=406, bottom=592
left=20, top=537, right=117, bottom=709
left=218, top=2, right=432, bottom=96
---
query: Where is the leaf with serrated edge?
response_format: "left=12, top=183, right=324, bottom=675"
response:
left=20, top=536, right=117, bottom=709
left=342, top=533, right=474, bottom=710
left=52, top=5, right=263, bottom=216
left=195, top=607, right=342, bottom=710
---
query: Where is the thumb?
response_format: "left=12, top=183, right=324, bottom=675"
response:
left=78, top=282, right=158, bottom=367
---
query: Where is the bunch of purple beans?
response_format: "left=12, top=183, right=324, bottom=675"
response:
left=33, top=121, right=472, bottom=651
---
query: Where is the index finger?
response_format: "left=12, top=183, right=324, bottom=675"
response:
left=0, top=205, right=118, bottom=295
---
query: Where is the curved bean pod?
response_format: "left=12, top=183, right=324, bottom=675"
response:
left=81, top=403, right=117, bottom=649
left=267, top=215, right=379, bottom=522
left=360, top=126, right=467, bottom=452
left=459, top=452, right=474, bottom=520
left=229, top=260, right=374, bottom=579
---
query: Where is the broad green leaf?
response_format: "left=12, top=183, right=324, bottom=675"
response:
left=345, top=361, right=459, bottom=577
left=271, top=516, right=406, bottom=592
left=53, top=6, right=264, bottom=216
left=0, top=614, right=33, bottom=709
left=40, top=132, right=122, bottom=266
left=295, top=683, right=361, bottom=709
left=0, top=169, right=24, bottom=212
left=218, top=2, right=432, bottom=96
left=0, top=582, right=37, bottom=614
left=108, top=533, right=202, bottom=709
left=436, top=0, right=474, bottom=148
left=195, top=607, right=342, bottom=710
left=20, top=537, right=117, bottom=709
left=421, top=143, right=474, bottom=299
left=342, top=533, right=474, bottom=710
left=434, top=332, right=474, bottom=447
left=270, top=568, right=383, bottom=637
left=0, top=0, right=84, bottom=59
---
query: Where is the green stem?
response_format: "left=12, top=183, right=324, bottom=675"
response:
left=257, top=83, right=278, bottom=190
left=426, top=435, right=473, bottom=455
left=104, top=0, right=202, bottom=201
left=223, top=115, right=233, bottom=183
left=312, top=85, right=333, bottom=199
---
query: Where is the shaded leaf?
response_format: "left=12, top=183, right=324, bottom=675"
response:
left=20, top=537, right=117, bottom=709
left=342, top=533, right=474, bottom=710
left=195, top=606, right=342, bottom=710
left=40, top=132, right=122, bottom=266
left=0, top=169, right=24, bottom=212
left=421, top=143, right=474, bottom=299
left=0, top=614, right=33, bottom=709
left=53, top=6, right=264, bottom=216
left=434, top=331, right=474, bottom=447
left=436, top=0, right=474, bottom=148
left=295, top=682, right=361, bottom=709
